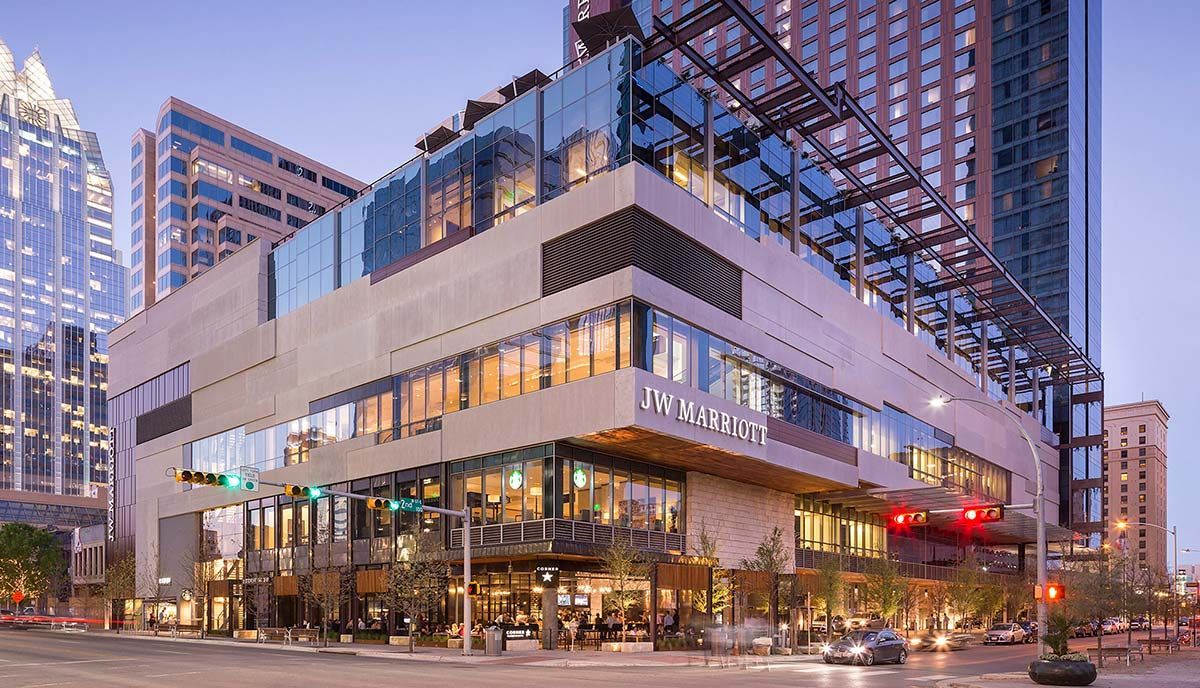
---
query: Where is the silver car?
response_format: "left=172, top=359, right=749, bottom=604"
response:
left=983, top=622, right=1026, bottom=645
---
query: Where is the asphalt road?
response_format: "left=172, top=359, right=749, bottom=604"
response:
left=0, top=628, right=1072, bottom=688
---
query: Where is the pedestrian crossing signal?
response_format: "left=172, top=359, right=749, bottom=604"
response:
left=466, top=581, right=481, bottom=596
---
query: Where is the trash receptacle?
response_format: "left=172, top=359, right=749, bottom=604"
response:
left=484, top=626, right=504, bottom=656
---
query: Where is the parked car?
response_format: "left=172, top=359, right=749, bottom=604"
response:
left=1071, top=621, right=1097, bottom=638
left=1130, top=617, right=1148, bottom=630
left=1100, top=619, right=1120, bottom=635
left=846, top=615, right=885, bottom=630
left=811, top=615, right=847, bottom=635
left=1015, top=621, right=1038, bottom=643
left=983, top=622, right=1027, bottom=645
left=908, top=629, right=972, bottom=651
left=822, top=629, right=909, bottom=665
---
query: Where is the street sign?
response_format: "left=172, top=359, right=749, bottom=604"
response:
left=397, top=497, right=423, bottom=513
left=240, top=466, right=260, bottom=492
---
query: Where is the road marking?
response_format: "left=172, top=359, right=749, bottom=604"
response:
left=0, top=658, right=136, bottom=668
left=144, top=671, right=206, bottom=678
left=912, top=674, right=958, bottom=681
left=153, top=650, right=188, bottom=655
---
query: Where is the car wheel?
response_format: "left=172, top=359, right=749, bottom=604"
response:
left=862, top=651, right=875, bottom=666
left=824, top=655, right=834, bottom=664
left=897, top=649, right=908, bottom=665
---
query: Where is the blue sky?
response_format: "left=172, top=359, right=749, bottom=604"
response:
left=4, top=1, right=1197, bottom=562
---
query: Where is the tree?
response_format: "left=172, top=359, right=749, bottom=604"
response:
left=0, top=523, right=65, bottom=609
left=102, top=552, right=136, bottom=630
left=599, top=533, right=649, bottom=643
left=382, top=533, right=449, bottom=653
left=299, top=566, right=355, bottom=647
left=1054, top=551, right=1125, bottom=663
left=946, top=554, right=983, bottom=628
left=242, top=578, right=272, bottom=632
left=740, top=527, right=790, bottom=632
left=975, top=583, right=1006, bottom=625
left=178, top=543, right=214, bottom=638
left=928, top=582, right=950, bottom=629
left=898, top=580, right=922, bottom=631
left=137, top=543, right=169, bottom=635
left=863, top=558, right=904, bottom=626
left=814, top=557, right=843, bottom=641
left=689, top=523, right=730, bottom=621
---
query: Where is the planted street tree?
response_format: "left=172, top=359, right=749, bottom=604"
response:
left=863, top=558, right=904, bottom=627
left=814, top=557, right=843, bottom=641
left=689, top=524, right=730, bottom=622
left=179, top=543, right=214, bottom=638
left=599, top=533, right=649, bottom=643
left=946, top=554, right=983, bottom=629
left=928, top=582, right=950, bottom=630
left=0, top=523, right=65, bottom=611
left=136, top=543, right=168, bottom=635
left=299, top=566, right=355, bottom=647
left=740, top=526, right=790, bottom=633
left=103, top=552, right=136, bottom=630
left=383, top=533, right=449, bottom=653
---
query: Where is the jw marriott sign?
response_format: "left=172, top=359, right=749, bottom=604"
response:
left=639, top=385, right=768, bottom=446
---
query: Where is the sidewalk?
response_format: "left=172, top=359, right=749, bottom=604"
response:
left=94, top=630, right=825, bottom=667
left=936, top=645, right=1200, bottom=688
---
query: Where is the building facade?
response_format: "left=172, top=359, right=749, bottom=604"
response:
left=1103, top=400, right=1168, bottom=571
left=564, top=0, right=1103, bottom=546
left=129, top=98, right=364, bottom=314
left=0, top=39, right=126, bottom=529
left=110, top=35, right=1086, bottom=640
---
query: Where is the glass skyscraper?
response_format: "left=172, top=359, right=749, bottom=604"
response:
left=0, top=39, right=126, bottom=528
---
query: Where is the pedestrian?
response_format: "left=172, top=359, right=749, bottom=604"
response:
left=664, top=610, right=675, bottom=634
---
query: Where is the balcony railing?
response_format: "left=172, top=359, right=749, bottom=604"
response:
left=451, top=518, right=686, bottom=554
left=796, top=548, right=1020, bottom=584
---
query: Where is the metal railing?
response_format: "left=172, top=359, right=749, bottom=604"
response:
left=796, top=548, right=1019, bottom=584
left=450, top=518, right=686, bottom=554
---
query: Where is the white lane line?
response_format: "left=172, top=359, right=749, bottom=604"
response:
left=912, top=674, right=958, bottom=681
left=153, top=650, right=188, bottom=655
left=0, top=658, right=136, bottom=668
left=144, top=671, right=206, bottom=678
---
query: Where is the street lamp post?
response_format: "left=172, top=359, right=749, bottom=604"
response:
left=932, top=395, right=1047, bottom=655
left=1117, top=519, right=1177, bottom=639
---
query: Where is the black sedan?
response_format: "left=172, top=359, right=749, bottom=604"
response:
left=822, top=629, right=908, bottom=665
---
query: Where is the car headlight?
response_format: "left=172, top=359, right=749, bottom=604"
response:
left=910, top=638, right=921, bottom=646
left=935, top=636, right=948, bottom=646
left=821, top=644, right=832, bottom=654
left=850, top=645, right=864, bottom=654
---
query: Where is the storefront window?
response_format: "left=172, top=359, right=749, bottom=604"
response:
left=262, top=505, right=276, bottom=550
left=280, top=504, right=294, bottom=547
left=296, top=501, right=310, bottom=546
left=315, top=497, right=330, bottom=545
left=333, top=496, right=349, bottom=542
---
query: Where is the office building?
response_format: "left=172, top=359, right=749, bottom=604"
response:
left=129, top=99, right=364, bottom=314
left=1103, top=400, right=1168, bottom=570
left=565, top=0, right=1103, bottom=545
left=110, top=18, right=1094, bottom=640
left=0, top=39, right=126, bottom=530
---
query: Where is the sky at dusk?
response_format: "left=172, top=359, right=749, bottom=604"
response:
left=3, top=1, right=1197, bottom=561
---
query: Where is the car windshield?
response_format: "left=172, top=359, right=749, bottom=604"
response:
left=989, top=624, right=1011, bottom=631
left=842, top=631, right=877, bottom=642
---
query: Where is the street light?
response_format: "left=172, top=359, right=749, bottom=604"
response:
left=1116, top=519, right=1178, bottom=635
left=931, top=395, right=1047, bottom=655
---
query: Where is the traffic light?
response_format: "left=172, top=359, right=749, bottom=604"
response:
left=890, top=511, right=929, bottom=527
left=465, top=581, right=481, bottom=596
left=1036, top=583, right=1066, bottom=602
left=962, top=505, right=1005, bottom=523
left=173, top=469, right=242, bottom=489
left=283, top=484, right=324, bottom=499
left=366, top=497, right=399, bottom=511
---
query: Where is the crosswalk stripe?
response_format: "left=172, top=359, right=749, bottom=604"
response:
left=912, top=674, right=958, bottom=681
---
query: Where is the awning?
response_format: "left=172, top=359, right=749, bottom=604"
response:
left=571, top=6, right=646, bottom=57
left=462, top=99, right=502, bottom=131
left=818, top=484, right=1077, bottom=545
left=499, top=69, right=552, bottom=102
left=415, top=125, right=457, bottom=154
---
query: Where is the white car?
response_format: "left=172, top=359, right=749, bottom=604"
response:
left=1100, top=619, right=1119, bottom=634
left=983, top=623, right=1026, bottom=645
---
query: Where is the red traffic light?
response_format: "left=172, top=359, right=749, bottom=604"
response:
left=466, top=581, right=481, bottom=596
left=962, top=505, right=1004, bottom=523
left=1036, top=583, right=1066, bottom=602
left=890, top=511, right=929, bottom=527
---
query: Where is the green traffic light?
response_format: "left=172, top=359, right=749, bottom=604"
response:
left=308, top=486, right=324, bottom=499
left=226, top=475, right=242, bottom=489
left=387, top=500, right=400, bottom=511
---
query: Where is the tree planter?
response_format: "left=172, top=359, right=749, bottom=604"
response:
left=388, top=636, right=408, bottom=646
left=1027, top=660, right=1098, bottom=686
left=600, top=641, right=655, bottom=653
left=339, top=634, right=354, bottom=644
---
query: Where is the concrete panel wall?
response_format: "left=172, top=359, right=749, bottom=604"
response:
left=684, top=472, right=795, bottom=572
